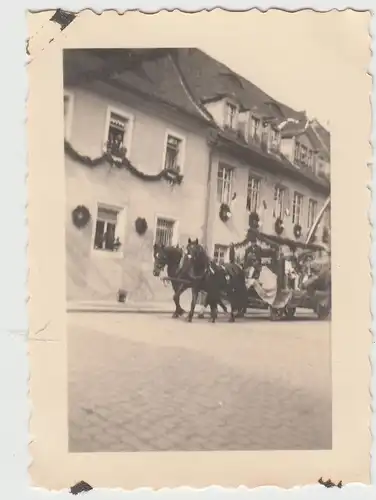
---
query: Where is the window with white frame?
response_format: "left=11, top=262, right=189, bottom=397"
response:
left=307, top=198, right=317, bottom=228
left=155, top=217, right=177, bottom=247
left=269, top=127, right=280, bottom=151
left=307, top=149, right=315, bottom=170
left=94, top=204, right=122, bottom=252
left=164, top=134, right=183, bottom=171
left=106, top=111, right=130, bottom=156
left=246, top=174, right=261, bottom=212
left=300, top=145, right=308, bottom=165
left=250, top=116, right=260, bottom=140
left=217, top=164, right=233, bottom=204
left=274, top=185, right=286, bottom=219
left=260, top=122, right=270, bottom=150
left=213, top=244, right=227, bottom=265
left=292, top=192, right=304, bottom=225
left=294, top=141, right=301, bottom=162
left=224, top=102, right=238, bottom=129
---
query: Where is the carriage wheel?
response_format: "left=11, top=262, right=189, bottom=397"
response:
left=285, top=307, right=296, bottom=319
left=317, top=304, right=331, bottom=320
left=270, top=307, right=284, bottom=321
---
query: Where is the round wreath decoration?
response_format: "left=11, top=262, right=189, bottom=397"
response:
left=249, top=211, right=260, bottom=230
left=274, top=217, right=284, bottom=235
left=72, top=205, right=91, bottom=229
left=219, top=203, right=231, bottom=223
left=293, top=223, right=302, bottom=239
left=322, top=226, right=330, bottom=244
left=135, top=217, right=148, bottom=236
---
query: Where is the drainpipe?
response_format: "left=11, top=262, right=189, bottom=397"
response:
left=202, top=130, right=219, bottom=251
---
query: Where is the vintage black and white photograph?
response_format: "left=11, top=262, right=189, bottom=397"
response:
left=27, top=8, right=372, bottom=489
left=64, top=45, right=333, bottom=453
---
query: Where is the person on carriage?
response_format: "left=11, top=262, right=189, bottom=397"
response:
left=284, top=252, right=300, bottom=290
left=301, top=252, right=331, bottom=294
left=243, top=242, right=263, bottom=283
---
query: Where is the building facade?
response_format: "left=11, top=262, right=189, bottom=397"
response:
left=64, top=48, right=331, bottom=304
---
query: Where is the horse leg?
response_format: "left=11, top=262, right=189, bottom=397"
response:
left=197, top=292, right=207, bottom=319
left=177, top=284, right=189, bottom=316
left=187, top=287, right=199, bottom=323
left=209, top=299, right=218, bottom=323
left=227, top=288, right=236, bottom=323
left=172, top=284, right=185, bottom=318
left=229, top=301, right=236, bottom=322
left=235, top=277, right=248, bottom=318
left=218, top=298, right=228, bottom=313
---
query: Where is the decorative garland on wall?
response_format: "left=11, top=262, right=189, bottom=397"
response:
left=72, top=205, right=91, bottom=229
left=275, top=217, right=284, bottom=235
left=135, top=217, right=148, bottom=235
left=64, top=140, right=184, bottom=186
left=293, top=223, right=302, bottom=239
left=219, top=203, right=231, bottom=222
left=220, top=227, right=326, bottom=254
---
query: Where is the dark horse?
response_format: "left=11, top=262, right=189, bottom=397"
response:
left=152, top=242, right=227, bottom=318
left=184, top=239, right=248, bottom=323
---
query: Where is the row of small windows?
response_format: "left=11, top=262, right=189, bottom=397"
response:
left=217, top=164, right=318, bottom=228
left=64, top=93, right=184, bottom=173
left=65, top=93, right=327, bottom=183
left=65, top=94, right=321, bottom=248
left=93, top=202, right=177, bottom=254
left=224, top=101, right=323, bottom=173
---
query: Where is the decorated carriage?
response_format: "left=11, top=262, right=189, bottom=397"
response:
left=226, top=227, right=330, bottom=320
left=152, top=196, right=331, bottom=323
left=222, top=195, right=331, bottom=321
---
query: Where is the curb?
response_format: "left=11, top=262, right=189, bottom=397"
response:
left=67, top=305, right=271, bottom=315
left=67, top=307, right=174, bottom=314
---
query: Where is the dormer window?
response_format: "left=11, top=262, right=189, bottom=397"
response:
left=269, top=127, right=281, bottom=152
left=250, top=116, right=260, bottom=141
left=307, top=150, right=316, bottom=171
left=300, top=145, right=308, bottom=165
left=224, top=102, right=238, bottom=129
left=294, top=140, right=301, bottom=163
left=260, top=122, right=269, bottom=151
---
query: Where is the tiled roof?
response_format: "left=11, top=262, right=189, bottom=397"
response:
left=65, top=48, right=309, bottom=126
left=173, top=49, right=306, bottom=122
left=64, top=49, right=205, bottom=121
left=64, top=48, right=330, bottom=190
left=311, top=119, right=331, bottom=152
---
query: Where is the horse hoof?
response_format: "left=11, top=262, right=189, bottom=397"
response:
left=186, top=316, right=193, bottom=323
left=228, top=317, right=235, bottom=323
left=172, top=313, right=179, bottom=318
left=178, top=309, right=185, bottom=316
left=197, top=313, right=205, bottom=319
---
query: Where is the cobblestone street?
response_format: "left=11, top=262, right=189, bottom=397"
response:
left=68, top=311, right=332, bottom=452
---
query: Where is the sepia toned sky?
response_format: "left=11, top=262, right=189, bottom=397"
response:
left=196, top=10, right=371, bottom=128
left=28, top=9, right=371, bottom=129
